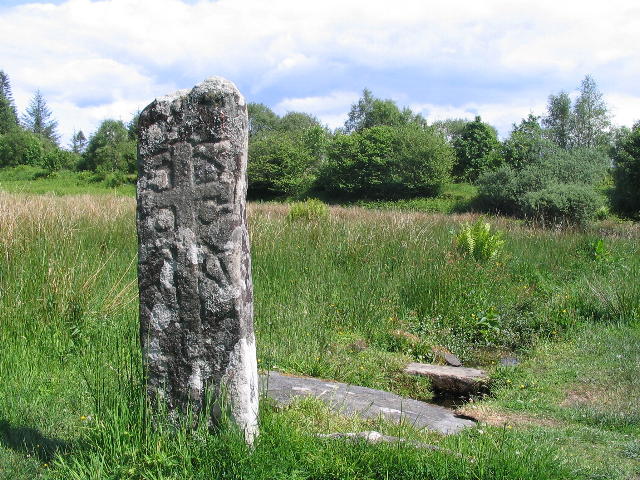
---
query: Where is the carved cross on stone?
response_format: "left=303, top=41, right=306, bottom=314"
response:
left=136, top=77, right=258, bottom=444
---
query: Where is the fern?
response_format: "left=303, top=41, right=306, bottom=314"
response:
left=455, top=220, right=504, bottom=261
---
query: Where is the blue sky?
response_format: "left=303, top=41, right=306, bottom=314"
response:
left=1, top=0, right=639, bottom=144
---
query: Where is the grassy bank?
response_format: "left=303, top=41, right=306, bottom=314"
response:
left=0, top=193, right=638, bottom=478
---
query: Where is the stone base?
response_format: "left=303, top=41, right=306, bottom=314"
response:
left=260, top=371, right=475, bottom=435
left=405, top=363, right=488, bottom=395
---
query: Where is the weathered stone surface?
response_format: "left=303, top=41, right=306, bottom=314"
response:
left=137, top=77, right=258, bottom=443
left=261, top=371, right=475, bottom=434
left=405, top=363, right=488, bottom=395
left=443, top=352, right=463, bottom=367
left=432, top=347, right=463, bottom=367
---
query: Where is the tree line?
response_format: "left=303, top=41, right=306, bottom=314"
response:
left=1, top=69, right=638, bottom=222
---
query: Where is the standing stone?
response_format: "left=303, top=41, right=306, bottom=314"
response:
left=136, top=77, right=258, bottom=444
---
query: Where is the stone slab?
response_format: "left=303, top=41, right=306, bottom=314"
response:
left=261, top=371, right=475, bottom=435
left=405, top=363, right=488, bottom=395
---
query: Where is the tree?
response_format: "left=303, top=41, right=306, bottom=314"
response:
left=432, top=118, right=469, bottom=144
left=611, top=122, right=640, bottom=216
left=343, top=89, right=421, bottom=133
left=21, top=90, right=59, bottom=144
left=452, top=116, right=503, bottom=182
left=571, top=75, right=610, bottom=148
left=69, top=129, right=87, bottom=154
left=0, top=70, right=18, bottom=133
left=80, top=119, right=136, bottom=174
left=247, top=103, right=279, bottom=138
left=502, top=114, right=555, bottom=170
left=542, top=76, right=610, bottom=150
left=277, top=111, right=322, bottom=133
left=542, top=91, right=572, bottom=149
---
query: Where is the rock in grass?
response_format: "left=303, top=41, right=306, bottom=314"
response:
left=262, top=371, right=475, bottom=434
left=405, top=363, right=488, bottom=395
left=137, top=77, right=258, bottom=444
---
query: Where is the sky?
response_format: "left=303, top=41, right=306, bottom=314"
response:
left=1, top=0, right=639, bottom=145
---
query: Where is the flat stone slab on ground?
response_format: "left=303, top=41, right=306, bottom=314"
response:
left=260, top=371, right=475, bottom=435
left=405, top=363, right=488, bottom=395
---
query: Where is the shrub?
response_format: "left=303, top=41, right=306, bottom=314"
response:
left=477, top=147, right=609, bottom=225
left=248, top=132, right=319, bottom=198
left=319, top=125, right=454, bottom=199
left=611, top=124, right=640, bottom=216
left=0, top=129, right=45, bottom=167
left=520, top=183, right=602, bottom=226
left=286, top=199, right=329, bottom=222
left=79, top=119, right=136, bottom=174
left=455, top=220, right=504, bottom=261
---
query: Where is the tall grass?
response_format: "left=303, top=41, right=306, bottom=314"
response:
left=1, top=193, right=638, bottom=478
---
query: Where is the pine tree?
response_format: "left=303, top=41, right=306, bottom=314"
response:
left=0, top=70, right=19, bottom=133
left=21, top=90, right=59, bottom=144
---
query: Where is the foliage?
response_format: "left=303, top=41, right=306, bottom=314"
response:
left=79, top=119, right=137, bottom=174
left=572, top=75, right=611, bottom=148
left=502, top=114, right=554, bottom=170
left=542, top=91, right=572, bottom=149
left=287, top=198, right=329, bottom=222
left=432, top=118, right=469, bottom=144
left=0, top=128, right=75, bottom=171
left=247, top=107, right=329, bottom=198
left=477, top=147, right=609, bottom=225
left=542, top=76, right=610, bottom=150
left=21, top=89, right=60, bottom=144
left=69, top=129, right=87, bottom=154
left=0, top=128, right=46, bottom=167
left=455, top=220, right=504, bottom=261
left=319, top=124, right=454, bottom=199
left=520, top=183, right=603, bottom=226
left=248, top=102, right=280, bottom=138
left=248, top=126, right=327, bottom=198
left=343, top=88, right=426, bottom=133
left=452, top=116, right=503, bottom=182
left=0, top=70, right=19, bottom=134
left=611, top=123, right=640, bottom=216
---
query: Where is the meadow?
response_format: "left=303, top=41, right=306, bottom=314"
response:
left=0, top=189, right=639, bottom=479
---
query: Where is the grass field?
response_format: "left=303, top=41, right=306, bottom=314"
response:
left=0, top=192, right=638, bottom=479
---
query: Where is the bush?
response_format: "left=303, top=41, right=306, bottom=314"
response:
left=611, top=124, right=640, bottom=216
left=286, top=198, right=329, bottom=222
left=455, top=220, right=504, bottom=261
left=248, top=132, right=319, bottom=198
left=0, top=129, right=45, bottom=167
left=79, top=119, right=136, bottom=174
left=319, top=125, right=454, bottom=199
left=521, top=183, right=602, bottom=226
left=477, top=147, right=609, bottom=225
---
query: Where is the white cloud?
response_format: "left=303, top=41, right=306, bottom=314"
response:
left=412, top=99, right=547, bottom=139
left=1, top=0, right=639, bottom=142
left=274, top=91, right=359, bottom=129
